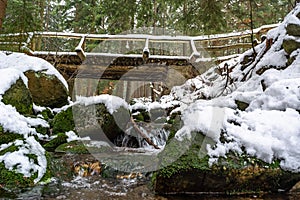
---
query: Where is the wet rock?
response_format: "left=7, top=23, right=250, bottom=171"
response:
left=282, top=37, right=300, bottom=54
left=290, top=181, right=300, bottom=193
left=149, top=108, right=167, bottom=123
left=25, top=70, right=69, bottom=108
left=2, top=78, right=33, bottom=115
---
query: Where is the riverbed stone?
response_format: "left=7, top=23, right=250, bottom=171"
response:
left=2, top=78, right=33, bottom=115
left=25, top=70, right=69, bottom=108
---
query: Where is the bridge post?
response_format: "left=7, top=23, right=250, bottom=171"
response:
left=75, top=36, right=86, bottom=61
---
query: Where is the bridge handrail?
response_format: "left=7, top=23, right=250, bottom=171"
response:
left=0, top=23, right=278, bottom=62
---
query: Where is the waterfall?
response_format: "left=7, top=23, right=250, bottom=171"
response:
left=115, top=122, right=169, bottom=149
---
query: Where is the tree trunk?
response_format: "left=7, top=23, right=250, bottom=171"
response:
left=0, top=0, right=8, bottom=31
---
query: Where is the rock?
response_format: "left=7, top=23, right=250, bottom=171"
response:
left=290, top=181, right=300, bottom=193
left=286, top=23, right=300, bottom=37
left=43, top=133, right=68, bottom=151
left=73, top=103, right=130, bottom=143
left=282, top=37, right=300, bottom=54
left=25, top=70, right=69, bottom=108
left=55, top=140, right=89, bottom=154
left=2, top=78, right=33, bottom=115
left=51, top=107, right=75, bottom=134
left=0, top=139, right=41, bottom=188
left=235, top=100, right=249, bottom=111
left=153, top=133, right=300, bottom=195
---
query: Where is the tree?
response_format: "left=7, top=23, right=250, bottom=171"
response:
left=2, top=0, right=45, bottom=33
left=0, top=0, right=8, bottom=31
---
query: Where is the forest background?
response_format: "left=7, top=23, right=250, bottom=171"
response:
left=0, top=0, right=297, bottom=36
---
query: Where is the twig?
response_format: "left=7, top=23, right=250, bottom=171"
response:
left=129, top=117, right=160, bottom=149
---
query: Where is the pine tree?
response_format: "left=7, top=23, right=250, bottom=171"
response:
left=0, top=0, right=8, bottom=31
left=2, top=0, right=45, bottom=33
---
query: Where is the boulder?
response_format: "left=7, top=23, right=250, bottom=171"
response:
left=282, top=37, right=300, bottom=54
left=73, top=103, right=130, bottom=143
left=286, top=23, right=300, bottom=37
left=153, top=133, right=300, bottom=195
left=2, top=78, right=33, bottom=115
left=25, top=71, right=69, bottom=108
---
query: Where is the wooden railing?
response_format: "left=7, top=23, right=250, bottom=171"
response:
left=0, top=24, right=278, bottom=63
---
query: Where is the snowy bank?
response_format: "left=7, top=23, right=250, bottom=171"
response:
left=150, top=4, right=300, bottom=173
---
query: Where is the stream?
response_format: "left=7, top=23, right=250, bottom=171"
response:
left=1, top=124, right=300, bottom=199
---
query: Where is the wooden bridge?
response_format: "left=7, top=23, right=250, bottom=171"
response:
left=0, top=24, right=278, bottom=100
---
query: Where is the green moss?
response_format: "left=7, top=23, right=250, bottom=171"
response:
left=235, top=100, right=249, bottom=111
left=0, top=132, right=23, bottom=145
left=51, top=107, right=75, bottom=134
left=55, top=140, right=89, bottom=154
left=43, top=133, right=68, bottom=151
left=158, top=133, right=212, bottom=178
left=40, top=152, right=54, bottom=182
left=0, top=162, right=35, bottom=188
left=2, top=78, right=33, bottom=115
left=39, top=108, right=54, bottom=121
left=35, top=125, right=49, bottom=135
left=0, top=144, right=19, bottom=156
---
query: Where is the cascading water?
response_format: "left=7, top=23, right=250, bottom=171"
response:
left=115, top=121, right=170, bottom=149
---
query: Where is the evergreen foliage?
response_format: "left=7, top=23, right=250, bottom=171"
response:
left=1, top=0, right=296, bottom=35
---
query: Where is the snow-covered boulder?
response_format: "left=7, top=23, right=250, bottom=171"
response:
left=73, top=95, right=130, bottom=143
left=25, top=70, right=69, bottom=108
left=0, top=68, right=33, bottom=115
left=0, top=52, right=69, bottom=108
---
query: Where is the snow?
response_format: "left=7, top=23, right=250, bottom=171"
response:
left=75, top=95, right=129, bottom=114
left=0, top=51, right=70, bottom=184
left=0, top=52, right=68, bottom=90
left=0, top=68, right=28, bottom=98
left=149, top=4, right=300, bottom=172
left=0, top=136, right=47, bottom=183
left=65, top=131, right=90, bottom=142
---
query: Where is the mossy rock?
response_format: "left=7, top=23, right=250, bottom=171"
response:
left=282, top=38, right=300, bottom=54
left=51, top=107, right=75, bottom=134
left=35, top=125, right=49, bottom=135
left=0, top=131, right=23, bottom=145
left=132, top=109, right=150, bottom=122
left=96, top=104, right=130, bottom=142
left=43, top=133, right=68, bottom=151
left=2, top=78, right=33, bottom=115
left=149, top=108, right=167, bottom=123
left=235, top=100, right=249, bottom=111
left=38, top=108, right=54, bottom=122
left=55, top=140, right=89, bottom=154
left=25, top=70, right=69, bottom=108
left=286, top=23, right=300, bottom=37
left=153, top=132, right=300, bottom=194
left=0, top=162, right=35, bottom=189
